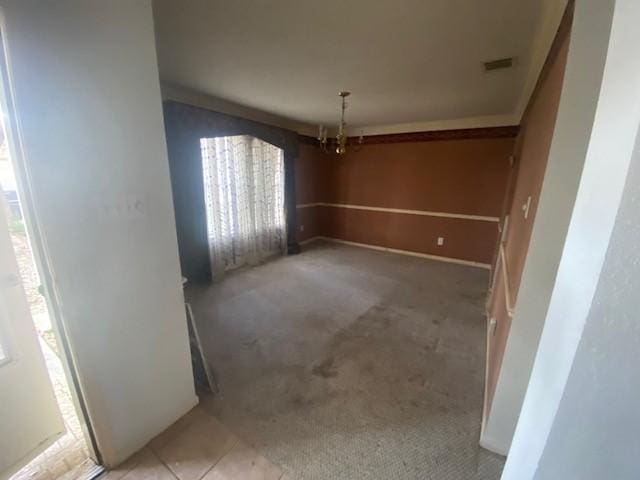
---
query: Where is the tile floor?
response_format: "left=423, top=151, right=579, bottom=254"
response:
left=103, top=406, right=289, bottom=480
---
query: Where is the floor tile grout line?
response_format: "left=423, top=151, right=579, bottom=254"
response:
left=144, top=408, right=280, bottom=480
left=194, top=437, right=241, bottom=480
left=205, top=408, right=288, bottom=479
left=149, top=412, right=200, bottom=455
left=148, top=448, right=181, bottom=480
left=117, top=450, right=152, bottom=480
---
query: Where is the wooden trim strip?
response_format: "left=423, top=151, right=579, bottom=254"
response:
left=295, top=202, right=500, bottom=223
left=499, top=243, right=515, bottom=317
left=295, top=203, right=321, bottom=209
left=299, top=236, right=322, bottom=245
left=297, top=125, right=519, bottom=146
left=300, top=236, right=491, bottom=270
left=358, top=126, right=519, bottom=145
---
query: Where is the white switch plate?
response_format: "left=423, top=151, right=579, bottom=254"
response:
left=437, top=237, right=444, bottom=246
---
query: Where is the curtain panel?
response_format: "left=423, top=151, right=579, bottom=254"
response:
left=162, top=101, right=300, bottom=282
left=201, top=136, right=286, bottom=278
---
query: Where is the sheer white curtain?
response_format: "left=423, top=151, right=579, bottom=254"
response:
left=200, top=135, right=286, bottom=278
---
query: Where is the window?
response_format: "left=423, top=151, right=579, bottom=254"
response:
left=200, top=135, right=285, bottom=277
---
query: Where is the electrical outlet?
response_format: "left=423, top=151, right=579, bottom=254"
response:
left=437, top=237, right=444, bottom=246
left=300, top=224, right=305, bottom=232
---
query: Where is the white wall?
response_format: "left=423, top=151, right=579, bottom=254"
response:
left=533, top=122, right=640, bottom=480
left=0, top=0, right=198, bottom=466
left=499, top=0, right=640, bottom=476
left=481, top=0, right=619, bottom=453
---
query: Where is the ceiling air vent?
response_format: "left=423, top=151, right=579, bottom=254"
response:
left=483, top=57, right=514, bottom=72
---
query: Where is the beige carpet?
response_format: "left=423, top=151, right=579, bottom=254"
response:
left=188, top=241, right=504, bottom=479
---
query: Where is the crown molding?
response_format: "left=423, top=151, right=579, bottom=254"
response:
left=160, top=82, right=318, bottom=136
left=298, top=125, right=518, bottom=147
left=342, top=114, right=519, bottom=137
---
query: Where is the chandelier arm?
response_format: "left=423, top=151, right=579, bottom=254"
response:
left=318, top=91, right=354, bottom=155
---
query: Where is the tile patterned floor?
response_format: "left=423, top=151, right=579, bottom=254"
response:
left=103, top=406, right=288, bottom=480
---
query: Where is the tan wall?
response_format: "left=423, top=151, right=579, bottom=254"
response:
left=295, top=143, right=327, bottom=205
left=485, top=19, right=571, bottom=415
left=296, top=137, right=515, bottom=265
left=296, top=205, right=322, bottom=242
left=295, top=143, right=327, bottom=242
left=319, top=206, right=501, bottom=264
left=505, top=34, right=571, bottom=296
left=325, top=139, right=513, bottom=216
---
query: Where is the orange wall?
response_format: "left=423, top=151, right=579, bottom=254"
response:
left=325, top=139, right=513, bottom=215
left=295, top=137, right=515, bottom=264
left=319, top=206, right=501, bottom=264
left=505, top=34, right=571, bottom=296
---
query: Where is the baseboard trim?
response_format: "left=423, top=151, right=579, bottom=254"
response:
left=300, top=236, right=491, bottom=270
left=295, top=202, right=500, bottom=223
left=299, top=236, right=322, bottom=245
left=481, top=315, right=492, bottom=449
left=479, top=435, right=509, bottom=457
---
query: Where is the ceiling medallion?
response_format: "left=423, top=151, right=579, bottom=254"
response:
left=317, top=91, right=363, bottom=155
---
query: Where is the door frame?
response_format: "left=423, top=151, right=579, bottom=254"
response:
left=0, top=22, right=103, bottom=467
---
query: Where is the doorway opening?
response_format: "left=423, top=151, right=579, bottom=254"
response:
left=0, top=109, right=100, bottom=480
left=0, top=25, right=102, bottom=479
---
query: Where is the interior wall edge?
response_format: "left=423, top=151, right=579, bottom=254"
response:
left=484, top=0, right=623, bottom=461
left=0, top=1, right=199, bottom=468
left=501, top=0, right=640, bottom=475
left=481, top=0, right=574, bottom=440
left=513, top=0, right=571, bottom=122
left=478, top=434, right=509, bottom=457
left=518, top=0, right=574, bottom=125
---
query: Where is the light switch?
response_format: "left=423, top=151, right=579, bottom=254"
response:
left=522, top=195, right=532, bottom=219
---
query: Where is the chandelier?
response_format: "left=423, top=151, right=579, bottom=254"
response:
left=317, top=91, right=363, bottom=155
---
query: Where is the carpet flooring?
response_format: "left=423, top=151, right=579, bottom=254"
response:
left=187, top=241, right=505, bottom=479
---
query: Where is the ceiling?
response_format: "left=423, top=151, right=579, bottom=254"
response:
left=153, top=0, right=551, bottom=133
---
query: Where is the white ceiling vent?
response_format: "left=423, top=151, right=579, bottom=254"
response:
left=484, top=57, right=514, bottom=72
